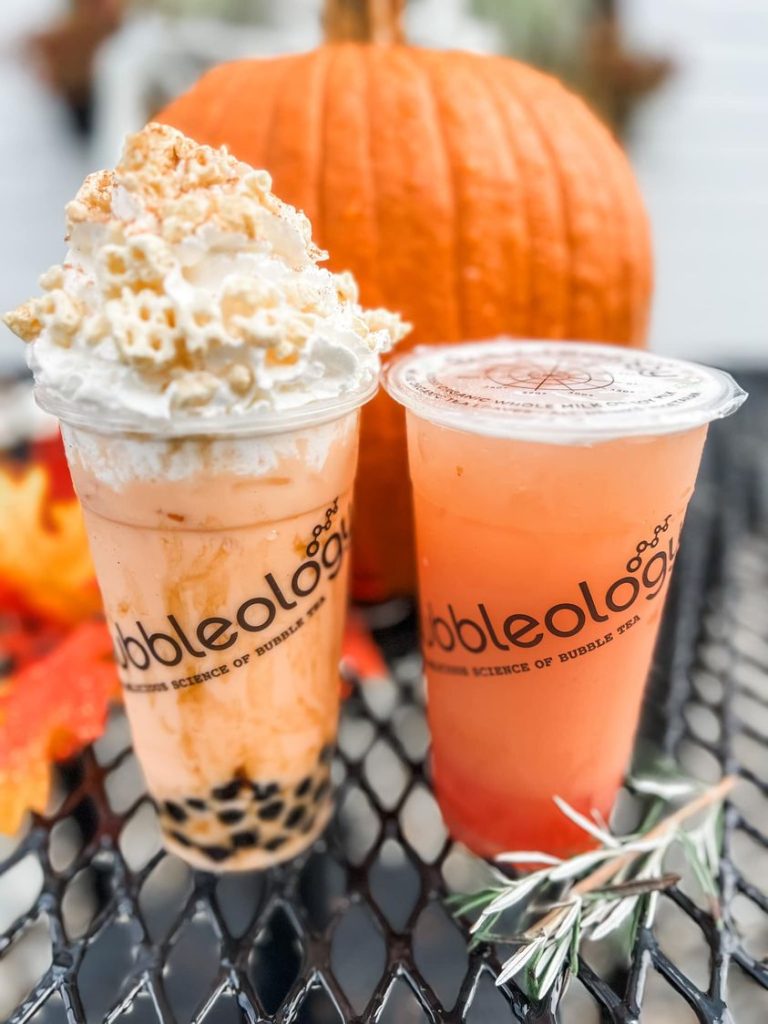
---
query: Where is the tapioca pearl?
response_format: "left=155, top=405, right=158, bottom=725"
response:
left=218, top=808, right=246, bottom=826
left=163, top=800, right=188, bottom=823
left=285, top=805, right=306, bottom=829
left=232, top=830, right=260, bottom=849
left=212, top=780, right=242, bottom=801
left=252, top=782, right=279, bottom=801
left=294, top=776, right=312, bottom=799
left=313, top=779, right=331, bottom=804
left=259, top=800, right=284, bottom=822
left=169, top=829, right=193, bottom=847
left=201, top=845, right=231, bottom=863
left=186, top=798, right=207, bottom=812
left=264, top=835, right=288, bottom=852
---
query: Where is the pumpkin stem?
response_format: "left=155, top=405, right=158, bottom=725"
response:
left=323, top=0, right=406, bottom=45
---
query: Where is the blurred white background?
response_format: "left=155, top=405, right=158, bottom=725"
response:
left=626, top=0, right=768, bottom=364
left=0, top=0, right=765, bottom=373
left=0, top=0, right=90, bottom=373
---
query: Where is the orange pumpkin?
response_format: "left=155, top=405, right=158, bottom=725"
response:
left=160, top=0, right=652, bottom=601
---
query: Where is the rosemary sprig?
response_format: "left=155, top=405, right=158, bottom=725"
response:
left=449, top=774, right=736, bottom=1001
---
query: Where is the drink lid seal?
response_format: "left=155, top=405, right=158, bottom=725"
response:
left=383, top=340, right=747, bottom=443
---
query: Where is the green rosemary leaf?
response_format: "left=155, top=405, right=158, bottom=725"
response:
left=629, top=743, right=702, bottom=793
left=496, top=850, right=563, bottom=866
left=552, top=900, right=581, bottom=941
left=590, top=895, right=640, bottom=942
left=552, top=796, right=619, bottom=847
left=627, top=889, right=645, bottom=953
left=677, top=829, right=719, bottom=900
left=640, top=844, right=667, bottom=876
left=530, top=933, right=572, bottom=999
left=445, top=887, right=503, bottom=913
left=581, top=898, right=615, bottom=931
left=480, top=870, right=548, bottom=918
left=636, top=799, right=669, bottom=835
left=495, top=937, right=546, bottom=986
left=469, top=910, right=502, bottom=949
left=702, top=807, right=724, bottom=877
left=547, top=848, right=619, bottom=881
left=569, top=914, right=581, bottom=978
left=629, top=775, right=700, bottom=801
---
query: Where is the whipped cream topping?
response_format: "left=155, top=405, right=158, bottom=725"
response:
left=4, top=123, right=409, bottom=432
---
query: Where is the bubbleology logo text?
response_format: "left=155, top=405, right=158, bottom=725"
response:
left=113, top=500, right=349, bottom=672
left=425, top=518, right=676, bottom=655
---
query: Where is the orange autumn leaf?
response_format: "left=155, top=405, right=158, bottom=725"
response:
left=0, top=465, right=101, bottom=625
left=0, top=578, right=66, bottom=669
left=341, top=610, right=389, bottom=684
left=0, top=619, right=119, bottom=834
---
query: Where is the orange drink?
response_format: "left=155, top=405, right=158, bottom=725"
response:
left=62, top=412, right=360, bottom=870
left=4, top=123, right=407, bottom=869
left=385, top=341, right=745, bottom=857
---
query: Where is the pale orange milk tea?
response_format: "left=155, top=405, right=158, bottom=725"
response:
left=4, top=124, right=408, bottom=870
left=385, top=341, right=745, bottom=858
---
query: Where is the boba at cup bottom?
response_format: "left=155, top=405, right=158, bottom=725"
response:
left=154, top=745, right=334, bottom=872
left=162, top=799, right=333, bottom=872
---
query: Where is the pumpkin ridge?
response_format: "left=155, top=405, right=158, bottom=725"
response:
left=416, top=48, right=474, bottom=341
left=523, top=73, right=638, bottom=343
left=320, top=45, right=381, bottom=303
left=568, top=89, right=651, bottom=343
left=361, top=46, right=382, bottom=306
left=263, top=55, right=306, bottom=183
left=380, top=46, right=459, bottom=343
left=242, top=56, right=297, bottom=160
left=475, top=58, right=534, bottom=336
left=528, top=76, right=610, bottom=339
left=632, top=189, right=653, bottom=343
left=570, top=98, right=634, bottom=342
left=548, top=80, right=629, bottom=342
left=481, top=59, right=569, bottom=338
left=313, top=47, right=336, bottom=249
left=429, top=50, right=532, bottom=339
left=499, top=63, right=575, bottom=338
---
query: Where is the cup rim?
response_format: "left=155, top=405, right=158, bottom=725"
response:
left=34, top=376, right=378, bottom=440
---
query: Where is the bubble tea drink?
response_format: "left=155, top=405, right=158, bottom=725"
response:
left=385, top=341, right=745, bottom=858
left=4, top=124, right=408, bottom=870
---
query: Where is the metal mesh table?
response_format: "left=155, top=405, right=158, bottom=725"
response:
left=1, top=374, right=767, bottom=1024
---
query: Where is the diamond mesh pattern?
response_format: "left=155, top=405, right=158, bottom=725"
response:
left=1, top=375, right=767, bottom=1023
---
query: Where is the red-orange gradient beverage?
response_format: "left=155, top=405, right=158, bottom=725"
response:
left=410, top=418, right=705, bottom=856
left=386, top=341, right=746, bottom=857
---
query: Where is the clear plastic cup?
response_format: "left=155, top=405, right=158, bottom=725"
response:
left=41, top=382, right=376, bottom=871
left=384, top=340, right=746, bottom=857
